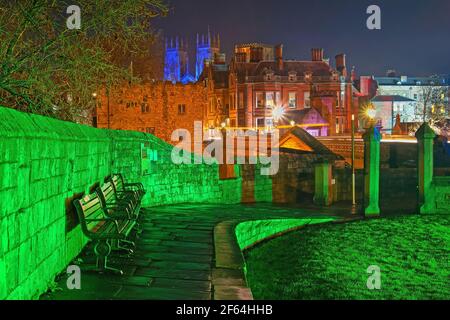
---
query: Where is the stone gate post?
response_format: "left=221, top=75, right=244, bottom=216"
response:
left=363, top=126, right=381, bottom=216
left=314, top=160, right=332, bottom=206
left=415, top=123, right=436, bottom=214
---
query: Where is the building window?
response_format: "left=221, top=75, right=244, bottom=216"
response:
left=256, top=92, right=264, bottom=108
left=178, top=104, right=186, bottom=115
left=393, top=104, right=404, bottom=113
left=217, top=98, right=222, bottom=110
left=265, top=72, right=274, bottom=81
left=288, top=72, right=297, bottom=82
left=210, top=101, right=214, bottom=113
left=276, top=92, right=281, bottom=105
left=288, top=92, right=297, bottom=108
left=141, top=103, right=150, bottom=113
left=239, top=92, right=245, bottom=109
left=256, top=118, right=265, bottom=127
left=266, top=118, right=274, bottom=127
left=230, top=95, right=234, bottom=110
left=145, top=127, right=155, bottom=134
left=266, top=92, right=275, bottom=109
left=336, top=116, right=345, bottom=134
left=304, top=92, right=311, bottom=108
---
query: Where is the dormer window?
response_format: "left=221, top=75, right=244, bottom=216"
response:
left=304, top=71, right=313, bottom=82
left=265, top=70, right=275, bottom=81
left=288, top=71, right=297, bottom=82
left=331, top=71, right=339, bottom=81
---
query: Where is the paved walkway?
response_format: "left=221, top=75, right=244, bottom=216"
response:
left=41, top=203, right=353, bottom=300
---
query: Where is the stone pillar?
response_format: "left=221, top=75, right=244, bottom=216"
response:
left=363, top=126, right=381, bottom=216
left=415, top=123, right=436, bottom=214
left=314, top=160, right=332, bottom=206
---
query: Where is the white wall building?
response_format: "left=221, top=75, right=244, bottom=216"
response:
left=371, top=95, right=416, bottom=133
left=374, top=75, right=449, bottom=121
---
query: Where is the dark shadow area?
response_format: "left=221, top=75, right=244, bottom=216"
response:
left=380, top=168, right=418, bottom=214
left=65, top=192, right=84, bottom=233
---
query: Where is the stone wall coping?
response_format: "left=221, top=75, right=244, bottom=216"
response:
left=212, top=216, right=363, bottom=300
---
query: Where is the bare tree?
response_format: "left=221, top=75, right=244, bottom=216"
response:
left=419, top=85, right=449, bottom=123
left=0, top=0, right=167, bottom=123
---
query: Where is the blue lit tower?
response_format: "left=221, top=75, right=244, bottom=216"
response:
left=195, top=28, right=220, bottom=80
left=164, top=36, right=190, bottom=83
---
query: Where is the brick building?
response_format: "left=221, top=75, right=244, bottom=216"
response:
left=202, top=45, right=360, bottom=136
left=95, top=81, right=207, bottom=143
left=97, top=40, right=360, bottom=142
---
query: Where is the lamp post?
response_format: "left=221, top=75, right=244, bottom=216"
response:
left=351, top=114, right=356, bottom=214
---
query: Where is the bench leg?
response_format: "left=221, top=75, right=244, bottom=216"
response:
left=94, top=240, right=124, bottom=275
left=120, top=239, right=136, bottom=249
left=111, top=239, right=134, bottom=255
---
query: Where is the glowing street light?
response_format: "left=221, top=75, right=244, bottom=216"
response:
left=272, top=105, right=286, bottom=124
left=290, top=120, right=296, bottom=127
left=366, top=108, right=376, bottom=120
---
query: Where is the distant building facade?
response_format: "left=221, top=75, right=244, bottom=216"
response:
left=100, top=36, right=361, bottom=141
left=95, top=81, right=207, bottom=143
left=202, top=45, right=359, bottom=136
left=371, top=95, right=416, bottom=133
left=359, top=74, right=450, bottom=130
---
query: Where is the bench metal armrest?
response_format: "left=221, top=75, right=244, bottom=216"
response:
left=106, top=205, right=131, bottom=214
left=124, top=183, right=145, bottom=191
left=85, top=217, right=116, bottom=222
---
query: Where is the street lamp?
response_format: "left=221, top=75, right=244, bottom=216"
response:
left=272, top=105, right=286, bottom=125
left=351, top=114, right=356, bottom=214
left=366, top=108, right=376, bottom=121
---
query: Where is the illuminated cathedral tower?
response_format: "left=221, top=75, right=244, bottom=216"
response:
left=195, top=29, right=220, bottom=80
left=164, top=29, right=220, bottom=83
left=164, top=37, right=194, bottom=83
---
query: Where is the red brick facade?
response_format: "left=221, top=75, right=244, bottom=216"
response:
left=96, top=44, right=360, bottom=144
left=95, top=81, right=207, bottom=143
left=202, top=45, right=360, bottom=136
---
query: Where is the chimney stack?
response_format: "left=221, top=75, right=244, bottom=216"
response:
left=275, top=44, right=283, bottom=70
left=312, top=48, right=324, bottom=62
left=250, top=47, right=263, bottom=63
left=335, top=53, right=347, bottom=77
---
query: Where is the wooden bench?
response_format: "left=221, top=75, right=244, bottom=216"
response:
left=109, top=173, right=146, bottom=203
left=73, top=192, right=136, bottom=275
left=97, top=181, right=141, bottom=221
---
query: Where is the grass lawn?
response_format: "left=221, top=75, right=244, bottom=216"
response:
left=244, top=215, right=450, bottom=300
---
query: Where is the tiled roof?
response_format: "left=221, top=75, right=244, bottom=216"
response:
left=279, top=127, right=340, bottom=156
left=375, top=76, right=448, bottom=86
left=372, top=95, right=416, bottom=102
left=233, top=60, right=334, bottom=81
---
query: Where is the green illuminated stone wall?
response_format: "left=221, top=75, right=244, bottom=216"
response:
left=427, top=177, right=450, bottom=214
left=0, top=106, right=272, bottom=300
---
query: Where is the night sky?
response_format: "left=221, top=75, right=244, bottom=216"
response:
left=155, top=0, right=450, bottom=77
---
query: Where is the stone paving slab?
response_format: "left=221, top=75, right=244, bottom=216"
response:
left=41, top=203, right=350, bottom=300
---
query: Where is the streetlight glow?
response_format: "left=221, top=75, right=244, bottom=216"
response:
left=366, top=108, right=376, bottom=119
left=272, top=105, right=286, bottom=123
